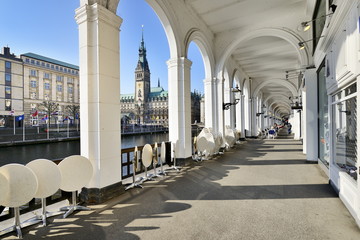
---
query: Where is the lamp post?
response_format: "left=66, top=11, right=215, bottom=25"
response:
left=223, top=85, right=241, bottom=110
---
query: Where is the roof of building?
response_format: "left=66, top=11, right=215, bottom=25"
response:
left=149, top=87, right=168, bottom=98
left=21, top=52, right=79, bottom=70
left=121, top=87, right=168, bottom=100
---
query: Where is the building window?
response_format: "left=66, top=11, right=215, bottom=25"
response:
left=30, top=92, right=37, bottom=99
left=5, top=61, right=11, bottom=69
left=68, top=77, right=74, bottom=84
left=5, top=86, right=11, bottom=96
left=5, top=99, right=11, bottom=111
left=41, top=62, right=45, bottom=67
left=68, top=96, right=73, bottom=102
left=68, top=86, right=73, bottom=93
left=30, top=80, right=37, bottom=88
left=25, top=58, right=30, bottom=63
left=51, top=65, right=54, bottom=69
left=312, top=0, right=326, bottom=51
left=318, top=61, right=329, bottom=166
left=5, top=73, right=11, bottom=82
left=56, top=75, right=63, bottom=82
left=57, top=96, right=62, bottom=101
left=44, top=82, right=51, bottom=90
left=31, top=59, right=35, bottom=64
left=332, top=83, right=357, bottom=181
left=30, top=69, right=37, bottom=77
left=36, top=61, right=40, bottom=65
left=44, top=72, right=51, bottom=79
left=57, top=84, right=63, bottom=92
left=55, top=66, right=59, bottom=70
left=46, top=63, right=50, bottom=68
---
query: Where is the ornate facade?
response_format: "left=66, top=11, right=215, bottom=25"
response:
left=20, top=53, right=80, bottom=126
left=120, top=34, right=202, bottom=126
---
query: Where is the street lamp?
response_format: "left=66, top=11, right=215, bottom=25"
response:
left=223, top=85, right=241, bottom=110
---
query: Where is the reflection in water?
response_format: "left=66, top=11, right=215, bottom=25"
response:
left=0, top=133, right=168, bottom=166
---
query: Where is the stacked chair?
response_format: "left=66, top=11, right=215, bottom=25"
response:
left=0, top=155, right=93, bottom=238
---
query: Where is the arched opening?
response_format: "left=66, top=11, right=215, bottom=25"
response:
left=187, top=41, right=205, bottom=127
left=118, top=0, right=171, bottom=143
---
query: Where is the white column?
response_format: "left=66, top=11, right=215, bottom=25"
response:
left=292, top=110, right=301, bottom=140
left=167, top=57, right=192, bottom=159
left=235, top=98, right=241, bottom=130
left=251, top=99, right=257, bottom=136
left=204, top=78, right=214, bottom=128
left=76, top=4, right=122, bottom=189
left=224, top=86, right=231, bottom=127
left=240, top=95, right=245, bottom=138
left=304, top=69, right=317, bottom=161
left=217, top=78, right=225, bottom=135
left=302, top=90, right=307, bottom=154
left=212, top=79, right=219, bottom=132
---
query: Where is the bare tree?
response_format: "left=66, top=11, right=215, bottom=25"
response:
left=39, top=100, right=59, bottom=125
left=65, top=104, right=80, bottom=124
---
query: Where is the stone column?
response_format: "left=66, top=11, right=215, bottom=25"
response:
left=250, top=98, right=257, bottom=136
left=167, top=57, right=192, bottom=163
left=304, top=69, right=317, bottom=162
left=217, top=78, right=225, bottom=135
left=76, top=3, right=123, bottom=203
left=203, top=78, right=214, bottom=128
left=223, top=86, right=231, bottom=127
left=212, top=78, right=219, bottom=132
left=240, top=95, right=245, bottom=139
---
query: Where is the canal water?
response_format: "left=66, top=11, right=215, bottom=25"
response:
left=0, top=133, right=168, bottom=166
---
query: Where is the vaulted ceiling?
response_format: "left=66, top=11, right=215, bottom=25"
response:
left=185, top=0, right=311, bottom=115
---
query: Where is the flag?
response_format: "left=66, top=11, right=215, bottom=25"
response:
left=32, top=110, right=38, bottom=117
left=75, top=113, right=79, bottom=119
left=15, top=115, right=24, bottom=121
left=41, top=115, right=48, bottom=121
left=10, top=110, right=15, bottom=116
left=63, top=116, right=69, bottom=122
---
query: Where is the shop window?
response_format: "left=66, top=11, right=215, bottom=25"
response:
left=332, top=83, right=357, bottom=180
left=318, top=61, right=329, bottom=166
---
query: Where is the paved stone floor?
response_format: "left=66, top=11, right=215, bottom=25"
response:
left=3, top=134, right=360, bottom=239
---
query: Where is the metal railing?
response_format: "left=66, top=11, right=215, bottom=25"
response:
left=0, top=142, right=172, bottom=222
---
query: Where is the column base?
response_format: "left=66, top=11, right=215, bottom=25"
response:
left=79, top=181, right=125, bottom=204
left=174, top=157, right=193, bottom=167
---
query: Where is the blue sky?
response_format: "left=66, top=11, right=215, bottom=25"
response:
left=0, top=0, right=205, bottom=94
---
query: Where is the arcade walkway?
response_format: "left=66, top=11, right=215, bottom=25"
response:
left=7, top=137, right=360, bottom=239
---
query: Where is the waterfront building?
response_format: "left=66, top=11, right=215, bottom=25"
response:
left=120, top=33, right=202, bottom=126
left=0, top=47, right=24, bottom=128
left=20, top=53, right=80, bottom=126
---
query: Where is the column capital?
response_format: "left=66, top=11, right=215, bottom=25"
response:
left=167, top=57, right=192, bottom=69
left=76, top=3, right=122, bottom=29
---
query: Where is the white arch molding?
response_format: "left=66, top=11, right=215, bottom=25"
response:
left=252, top=79, right=298, bottom=99
left=216, top=27, right=310, bottom=75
